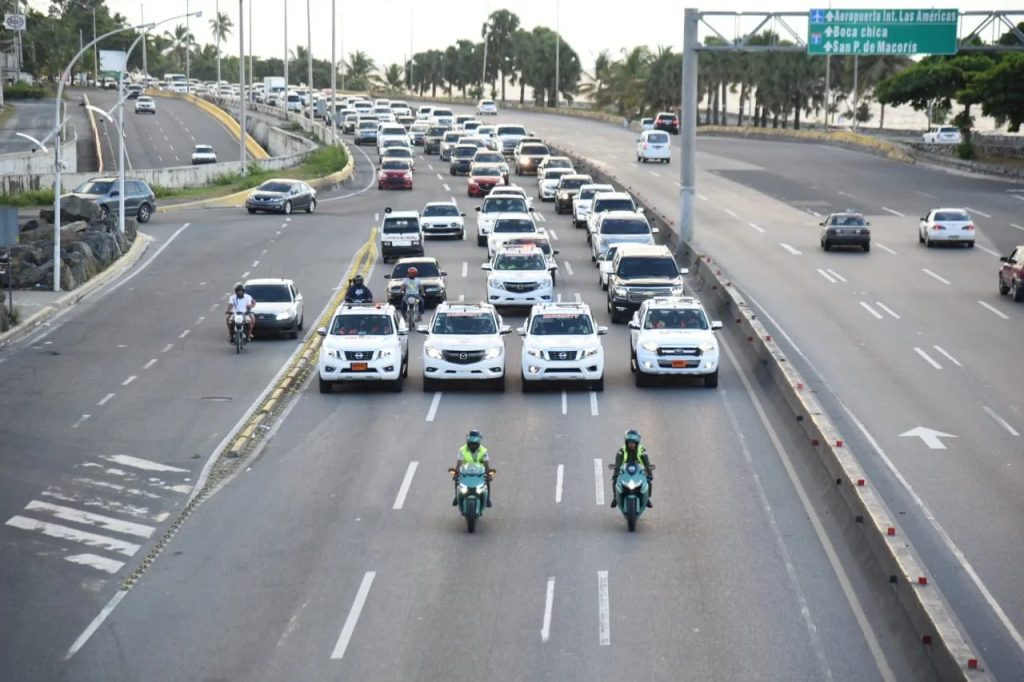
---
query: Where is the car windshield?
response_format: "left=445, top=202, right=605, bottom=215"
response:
left=545, top=159, right=572, bottom=168
left=481, top=100, right=494, bottom=106
left=498, top=126, right=527, bottom=135
left=579, top=187, right=612, bottom=201
left=659, top=114, right=678, bottom=121
left=543, top=170, right=571, bottom=180
left=521, top=144, right=549, bottom=156
left=482, top=198, right=528, bottom=213
left=644, top=309, right=708, bottom=330
left=258, top=181, right=293, bottom=192
left=381, top=160, right=411, bottom=171
left=558, top=177, right=590, bottom=190
left=648, top=133, right=670, bottom=144
left=934, top=211, right=970, bottom=222
left=330, top=314, right=394, bottom=336
left=506, top=238, right=551, bottom=254
left=391, top=262, right=439, bottom=278
left=385, top=148, right=411, bottom=157
left=245, top=284, right=292, bottom=302
left=454, top=147, right=476, bottom=158
left=444, top=133, right=462, bottom=142
left=616, top=257, right=679, bottom=279
left=358, top=121, right=376, bottom=129
left=829, top=214, right=866, bottom=226
left=601, top=218, right=650, bottom=235
left=595, top=198, right=635, bottom=212
left=475, top=153, right=503, bottom=163
left=74, top=180, right=113, bottom=195
left=940, top=127, right=958, bottom=133
left=493, top=252, right=546, bottom=270
left=530, top=313, right=594, bottom=335
left=432, top=312, right=497, bottom=335
left=382, top=217, right=419, bottom=232
left=428, top=127, right=447, bottom=136
left=433, top=110, right=453, bottom=117
left=423, top=204, right=460, bottom=217
left=194, top=146, right=214, bottom=153
left=473, top=167, right=502, bottom=177
left=493, top=219, right=536, bottom=233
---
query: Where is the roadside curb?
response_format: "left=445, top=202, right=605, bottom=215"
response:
left=148, top=90, right=269, bottom=160
left=0, top=231, right=153, bottom=346
left=83, top=92, right=103, bottom=173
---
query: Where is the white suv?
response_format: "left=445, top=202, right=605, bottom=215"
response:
left=590, top=210, right=658, bottom=262
left=519, top=302, right=607, bottom=391
left=483, top=246, right=554, bottom=308
left=317, top=302, right=409, bottom=393
left=475, top=194, right=533, bottom=247
left=419, top=302, right=511, bottom=391
left=573, top=183, right=614, bottom=229
left=628, top=297, right=723, bottom=388
left=586, top=192, right=642, bottom=243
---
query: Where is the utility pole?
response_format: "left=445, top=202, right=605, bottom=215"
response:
left=185, top=0, right=191, bottom=92
left=339, top=4, right=344, bottom=91
left=248, top=0, right=253, bottom=93
left=554, top=0, right=560, bottom=108
left=330, top=0, right=336, bottom=143
left=306, top=0, right=313, bottom=123
left=92, top=9, right=98, bottom=85
left=284, top=0, right=289, bottom=88
left=409, top=5, right=413, bottom=93
left=141, top=5, right=147, bottom=77
left=239, top=0, right=247, bottom=173
left=678, top=8, right=698, bottom=246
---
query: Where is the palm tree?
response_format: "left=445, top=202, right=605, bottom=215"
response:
left=344, top=50, right=377, bottom=92
left=578, top=49, right=613, bottom=105
left=606, top=46, right=651, bottom=118
left=209, top=10, right=233, bottom=87
left=163, top=24, right=195, bottom=71
left=381, top=64, right=405, bottom=94
left=645, top=47, right=680, bottom=115
left=485, top=9, right=521, bottom=102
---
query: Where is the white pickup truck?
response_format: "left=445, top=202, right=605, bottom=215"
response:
left=495, top=123, right=529, bottom=156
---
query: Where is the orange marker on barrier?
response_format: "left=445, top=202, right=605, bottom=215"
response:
left=887, top=527, right=896, bottom=536
left=967, top=659, right=978, bottom=669
left=918, top=577, right=928, bottom=585
left=857, top=479, right=865, bottom=486
left=836, top=439, right=844, bottom=447
left=922, top=635, right=932, bottom=644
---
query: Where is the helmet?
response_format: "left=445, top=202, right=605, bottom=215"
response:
left=353, top=274, right=364, bottom=284
left=624, top=429, right=641, bottom=444
left=408, top=266, right=418, bottom=277
left=466, top=430, right=483, bottom=444
left=234, top=283, right=245, bottom=293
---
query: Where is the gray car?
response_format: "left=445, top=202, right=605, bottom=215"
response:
left=245, top=179, right=317, bottom=215
left=64, top=177, right=156, bottom=223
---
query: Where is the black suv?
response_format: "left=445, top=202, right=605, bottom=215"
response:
left=606, top=244, right=687, bottom=323
left=63, top=177, right=157, bottom=223
left=654, top=111, right=679, bottom=135
left=554, top=174, right=594, bottom=214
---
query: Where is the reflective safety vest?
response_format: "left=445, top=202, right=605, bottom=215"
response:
left=460, top=444, right=488, bottom=465
left=618, top=444, right=646, bottom=471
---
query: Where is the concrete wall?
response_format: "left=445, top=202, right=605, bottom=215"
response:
left=0, top=128, right=78, bottom=175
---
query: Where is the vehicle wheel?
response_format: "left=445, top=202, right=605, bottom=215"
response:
left=100, top=205, right=110, bottom=220
left=389, top=377, right=403, bottom=393
left=822, top=240, right=831, bottom=252
left=592, top=375, right=605, bottom=392
left=423, top=377, right=436, bottom=392
left=1014, top=279, right=1024, bottom=302
left=555, top=204, right=562, bottom=215
left=863, top=243, right=870, bottom=253
left=450, top=168, right=456, bottom=176
left=283, top=201, right=293, bottom=215
left=634, top=369, right=650, bottom=387
left=967, top=241, right=975, bottom=248
left=664, top=159, right=670, bottom=165
left=477, top=234, right=486, bottom=247
left=247, top=208, right=256, bottom=214
left=136, top=203, right=152, bottom=223
left=918, top=230, right=925, bottom=244
left=319, top=378, right=332, bottom=394
left=629, top=349, right=637, bottom=373
left=926, top=236, right=933, bottom=248
left=703, top=370, right=719, bottom=388
left=610, top=308, right=626, bottom=324
left=521, top=373, right=535, bottom=393
left=306, top=198, right=317, bottom=214
left=998, top=276, right=1010, bottom=295
left=401, top=356, right=409, bottom=378
left=288, top=327, right=298, bottom=340
left=298, top=316, right=304, bottom=331
left=493, top=374, right=506, bottom=392
left=459, top=229, right=465, bottom=240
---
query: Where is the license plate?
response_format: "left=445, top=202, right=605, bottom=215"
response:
left=351, top=362, right=368, bottom=371
left=671, top=360, right=689, bottom=368
left=391, top=239, right=410, bottom=246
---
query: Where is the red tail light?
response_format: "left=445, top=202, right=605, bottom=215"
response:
left=965, top=224, right=975, bottom=231
left=932, top=224, right=945, bottom=230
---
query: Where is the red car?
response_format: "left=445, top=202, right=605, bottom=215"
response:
left=467, top=164, right=504, bottom=197
left=998, top=244, right=1024, bottom=301
left=378, top=159, right=413, bottom=190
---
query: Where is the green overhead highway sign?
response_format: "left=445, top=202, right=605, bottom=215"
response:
left=807, top=8, right=958, bottom=56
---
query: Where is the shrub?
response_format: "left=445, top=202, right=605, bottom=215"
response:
left=4, top=82, right=46, bottom=99
left=0, top=188, right=55, bottom=206
left=956, top=140, right=975, bottom=160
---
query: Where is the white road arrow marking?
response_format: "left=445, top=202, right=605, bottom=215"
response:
left=899, top=427, right=957, bottom=450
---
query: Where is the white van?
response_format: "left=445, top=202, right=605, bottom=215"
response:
left=636, top=130, right=671, bottom=164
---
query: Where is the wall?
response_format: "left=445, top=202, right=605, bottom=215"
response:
left=0, top=128, right=78, bottom=175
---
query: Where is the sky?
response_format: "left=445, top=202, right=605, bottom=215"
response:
left=25, top=1, right=1024, bottom=74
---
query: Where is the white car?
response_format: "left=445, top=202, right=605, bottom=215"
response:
left=475, top=194, right=534, bottom=247
left=503, top=234, right=559, bottom=284
left=537, top=168, right=573, bottom=201
left=463, top=120, right=483, bottom=134
left=628, top=296, right=723, bottom=388
left=317, top=302, right=409, bottom=393
left=487, top=213, right=544, bottom=258
left=919, top=208, right=976, bottom=248
left=377, top=124, right=410, bottom=151
left=381, top=145, right=416, bottom=171
left=922, top=126, right=962, bottom=144
left=431, top=107, right=455, bottom=127
left=489, top=185, right=532, bottom=206
left=535, top=156, right=575, bottom=176
left=590, top=210, right=658, bottom=262
left=421, top=201, right=466, bottom=239
left=597, top=244, right=621, bottom=290
left=573, top=183, right=614, bottom=229
left=191, top=144, right=217, bottom=164
left=477, top=99, right=498, bottom=116
left=416, top=105, right=434, bottom=121
left=477, top=125, right=498, bottom=150
left=245, top=278, right=305, bottom=339
left=496, top=123, right=529, bottom=156
left=586, top=191, right=642, bottom=242
left=483, top=246, right=554, bottom=308
left=519, top=302, right=607, bottom=391
left=636, top=130, right=671, bottom=163
left=134, top=96, right=156, bottom=114
left=419, top=302, right=511, bottom=391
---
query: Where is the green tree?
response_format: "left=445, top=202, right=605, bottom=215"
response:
left=962, top=53, right=1024, bottom=132
left=163, top=24, right=195, bottom=71
left=381, top=63, right=405, bottom=94
left=344, top=50, right=377, bottom=92
left=209, top=10, right=233, bottom=86
left=484, top=9, right=521, bottom=103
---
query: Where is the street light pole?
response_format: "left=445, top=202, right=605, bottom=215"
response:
left=306, top=0, right=313, bottom=123
left=141, top=5, right=148, bottom=77
left=186, top=0, right=191, bottom=92
left=239, top=0, right=247, bottom=173
left=330, top=0, right=337, bottom=144
left=678, top=8, right=699, bottom=246
left=284, top=0, right=289, bottom=91
left=554, top=0, right=560, bottom=108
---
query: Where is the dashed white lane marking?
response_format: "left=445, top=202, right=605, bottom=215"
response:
left=983, top=406, right=1020, bottom=437
left=241, top=271, right=250, bottom=279
left=880, top=206, right=905, bottom=217
left=392, top=462, right=419, bottom=510
left=194, top=316, right=205, bottom=325
left=964, top=206, right=991, bottom=218
left=565, top=262, right=574, bottom=276
left=330, top=571, right=377, bottom=660
left=859, top=302, right=883, bottom=320
left=162, top=343, right=174, bottom=353
left=24, top=500, right=156, bottom=539
left=978, top=300, right=1009, bottom=320
left=916, top=190, right=937, bottom=199
left=426, top=392, right=442, bottom=422
left=541, top=577, right=555, bottom=642
left=875, top=302, right=900, bottom=319
left=461, top=262, right=468, bottom=277
left=101, top=455, right=188, bottom=473
left=428, top=164, right=434, bottom=171
left=698, top=193, right=709, bottom=201
left=72, top=415, right=91, bottom=429
left=826, top=269, right=846, bottom=283
left=932, top=345, right=961, bottom=367
left=535, top=213, right=546, bottom=223
left=597, top=570, right=611, bottom=646
left=64, top=553, right=125, bottom=575
left=561, top=390, right=568, bottom=415
left=590, top=391, right=599, bottom=416
left=838, top=190, right=857, bottom=199
left=875, top=242, right=898, bottom=255
left=458, top=294, right=465, bottom=302
left=724, top=209, right=738, bottom=218
left=976, top=244, right=1000, bottom=257
left=574, top=292, right=582, bottom=303
left=749, top=223, right=765, bottom=233
left=549, top=229, right=559, bottom=241
left=780, top=243, right=802, bottom=255
left=179, top=329, right=191, bottom=339
left=555, top=465, right=564, bottom=504
left=436, top=173, right=443, bottom=180
left=143, top=359, right=158, bottom=370
left=261, top=249, right=267, bottom=256
left=593, top=458, right=605, bottom=506
left=648, top=169, right=660, bottom=177
left=1011, top=223, right=1024, bottom=232
left=922, top=268, right=951, bottom=285
left=210, top=303, right=220, bottom=311
left=914, top=347, right=943, bottom=369
left=1013, top=195, right=1024, bottom=203
left=817, top=269, right=836, bottom=284
left=251, top=260, right=260, bottom=268
left=97, top=393, right=116, bottom=406
left=443, top=183, right=451, bottom=192
left=6, top=516, right=140, bottom=556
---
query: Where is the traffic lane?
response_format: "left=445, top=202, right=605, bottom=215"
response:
left=0, top=197, right=377, bottom=677
left=0, top=99, right=54, bottom=153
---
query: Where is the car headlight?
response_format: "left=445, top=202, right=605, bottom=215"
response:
left=275, top=311, right=293, bottom=320
left=583, top=347, right=600, bottom=358
left=670, top=286, right=686, bottom=296
left=379, top=349, right=394, bottom=358
left=474, top=484, right=487, bottom=494
left=698, top=341, right=717, bottom=353
left=557, top=191, right=568, bottom=199
left=484, top=346, right=503, bottom=359
left=613, top=286, right=628, bottom=297
left=489, top=279, right=505, bottom=291
left=641, top=341, right=659, bottom=352
left=526, top=348, right=543, bottom=358
left=542, top=277, right=553, bottom=288
left=382, top=241, right=392, bottom=246
left=425, top=345, right=444, bottom=360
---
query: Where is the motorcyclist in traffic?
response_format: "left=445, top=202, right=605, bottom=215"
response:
left=454, top=430, right=493, bottom=507
left=400, top=266, right=424, bottom=320
left=343, top=273, right=373, bottom=303
left=225, top=283, right=255, bottom=342
left=610, top=429, right=653, bottom=508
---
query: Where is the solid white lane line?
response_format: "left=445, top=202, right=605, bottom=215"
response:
left=964, top=206, right=991, bottom=218
left=593, top=459, right=605, bottom=506
left=24, top=500, right=155, bottom=539
left=330, top=571, right=376, bottom=660
left=976, top=244, right=1000, bottom=257
left=143, top=359, right=158, bottom=370
left=122, top=375, right=137, bottom=386
left=983, top=406, right=1020, bottom=437
left=101, top=455, right=188, bottom=473
left=914, top=347, right=943, bottom=369
left=724, top=209, right=738, bottom=218
left=549, top=229, right=559, bottom=241
left=590, top=391, right=599, bottom=417
left=65, top=553, right=125, bottom=575
left=1012, top=223, right=1024, bottom=232
left=426, top=392, right=442, bottom=422
left=875, top=242, right=898, bottom=255
left=826, top=269, right=847, bottom=283
left=555, top=465, right=564, bottom=504
left=932, top=346, right=961, bottom=367
left=541, top=577, right=555, bottom=642
left=780, top=243, right=802, bottom=255
left=72, top=415, right=91, bottom=429
left=859, top=302, right=883, bottom=320
left=561, top=390, right=568, bottom=415
left=749, top=222, right=765, bottom=233
left=922, top=268, right=951, bottom=285
left=597, top=570, right=611, bottom=646
left=565, top=262, right=574, bottom=276
left=461, top=262, right=468, bottom=277
left=97, top=393, right=116, bottom=406
left=978, top=300, right=1009, bottom=320
left=179, top=329, right=191, bottom=339
left=916, top=190, right=937, bottom=199
left=5, top=516, right=140, bottom=556
left=65, top=590, right=128, bottom=660
left=817, top=269, right=837, bottom=284
left=392, top=462, right=419, bottom=510
left=443, top=183, right=451, bottom=192
left=881, top=206, right=905, bottom=217
left=876, top=302, right=901, bottom=319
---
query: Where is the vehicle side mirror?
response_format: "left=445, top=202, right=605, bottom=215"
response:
left=398, top=328, right=409, bottom=336
left=627, top=321, right=639, bottom=330
left=999, top=256, right=1009, bottom=263
left=499, top=325, right=512, bottom=335
left=316, top=327, right=327, bottom=336
left=597, top=326, right=609, bottom=335
left=416, top=324, right=429, bottom=334
left=711, top=321, right=723, bottom=330
left=461, top=213, right=466, bottom=217
left=553, top=249, right=560, bottom=255
left=865, top=221, right=871, bottom=226
left=637, top=207, right=644, bottom=213
left=475, top=206, right=481, bottom=212
left=818, top=222, right=825, bottom=227
left=481, top=264, right=492, bottom=270
left=516, top=327, right=526, bottom=336
left=439, top=271, right=447, bottom=276
left=529, top=206, right=536, bottom=211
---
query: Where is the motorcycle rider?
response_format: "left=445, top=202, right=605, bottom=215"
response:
left=453, top=430, right=493, bottom=508
left=343, top=273, right=373, bottom=303
left=225, top=283, right=255, bottom=342
left=400, top=266, right=424, bottom=320
left=610, top=429, right=654, bottom=508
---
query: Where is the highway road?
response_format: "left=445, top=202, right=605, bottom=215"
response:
left=85, top=90, right=244, bottom=172
left=0, top=139, right=934, bottom=679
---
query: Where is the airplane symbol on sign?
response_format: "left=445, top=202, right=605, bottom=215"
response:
left=810, top=9, right=826, bottom=23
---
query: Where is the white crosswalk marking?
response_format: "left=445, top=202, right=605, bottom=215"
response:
left=5, top=516, right=141, bottom=556
left=64, top=553, right=125, bottom=574
left=100, top=455, right=188, bottom=473
left=24, top=500, right=156, bottom=539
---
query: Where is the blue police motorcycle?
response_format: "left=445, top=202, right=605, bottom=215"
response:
left=610, top=462, right=654, bottom=532
left=448, top=463, right=494, bottom=533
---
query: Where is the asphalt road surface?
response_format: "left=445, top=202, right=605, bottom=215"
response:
left=0, top=140, right=935, bottom=680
